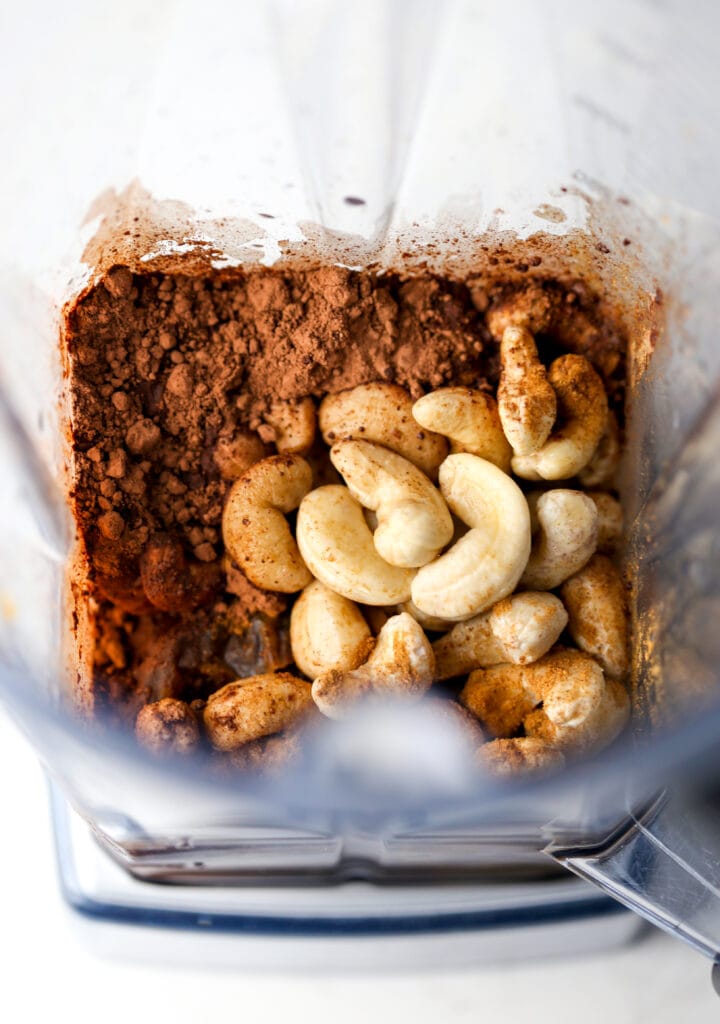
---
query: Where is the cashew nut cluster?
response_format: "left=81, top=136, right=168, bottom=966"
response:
left=460, top=649, right=629, bottom=756
left=135, top=315, right=629, bottom=778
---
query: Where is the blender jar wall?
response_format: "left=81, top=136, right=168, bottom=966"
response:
left=0, top=0, right=720, bottom=938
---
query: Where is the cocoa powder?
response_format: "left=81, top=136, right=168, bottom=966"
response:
left=64, top=264, right=626, bottom=720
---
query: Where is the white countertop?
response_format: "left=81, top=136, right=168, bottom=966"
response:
left=0, top=709, right=717, bottom=1024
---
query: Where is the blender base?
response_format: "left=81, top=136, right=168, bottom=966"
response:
left=50, top=783, right=646, bottom=969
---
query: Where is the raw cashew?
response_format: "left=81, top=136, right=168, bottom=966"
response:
left=578, top=411, right=621, bottom=488
left=524, top=677, right=629, bottom=755
left=412, top=388, right=512, bottom=472
left=520, top=489, right=598, bottom=590
left=497, top=327, right=556, bottom=456
left=412, top=454, right=531, bottom=621
left=319, top=383, right=448, bottom=478
left=204, top=672, right=313, bottom=750
left=330, top=439, right=453, bottom=567
left=488, top=592, right=569, bottom=666
left=512, top=355, right=608, bottom=479
left=588, top=491, right=623, bottom=554
left=296, top=485, right=414, bottom=605
left=561, top=555, right=629, bottom=679
left=312, top=612, right=434, bottom=719
left=435, top=591, right=570, bottom=678
left=460, top=649, right=606, bottom=738
left=222, top=454, right=313, bottom=592
left=263, top=397, right=317, bottom=455
left=290, top=580, right=373, bottom=679
left=477, top=737, right=565, bottom=777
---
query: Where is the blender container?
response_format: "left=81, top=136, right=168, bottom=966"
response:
left=2, top=0, right=720, bottom=966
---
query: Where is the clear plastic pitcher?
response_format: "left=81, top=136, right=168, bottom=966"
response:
left=2, top=0, right=720, bottom=964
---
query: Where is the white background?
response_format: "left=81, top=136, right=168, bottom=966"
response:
left=0, top=709, right=717, bottom=1024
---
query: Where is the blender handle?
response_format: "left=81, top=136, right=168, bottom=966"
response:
left=551, top=788, right=720, bottom=966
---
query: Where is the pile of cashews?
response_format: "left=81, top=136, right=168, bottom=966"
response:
left=137, top=321, right=630, bottom=778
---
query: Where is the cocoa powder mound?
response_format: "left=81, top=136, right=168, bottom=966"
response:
left=64, top=264, right=626, bottom=719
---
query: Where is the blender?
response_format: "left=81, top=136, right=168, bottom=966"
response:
left=1, top=0, right=720, bottom=974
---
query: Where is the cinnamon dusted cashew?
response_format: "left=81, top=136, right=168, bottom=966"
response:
left=460, top=663, right=538, bottom=737
left=520, top=489, right=598, bottom=590
left=222, top=454, right=313, bottom=592
left=578, top=410, right=621, bottom=488
left=512, top=355, right=608, bottom=480
left=412, top=388, right=512, bottom=472
left=561, top=555, right=629, bottom=679
left=588, top=491, right=623, bottom=554
left=135, top=699, right=200, bottom=756
left=477, top=738, right=565, bottom=777
left=330, top=439, right=453, bottom=567
left=319, top=383, right=448, bottom=479
left=460, top=649, right=606, bottom=738
left=524, top=677, right=629, bottom=755
left=497, top=327, right=556, bottom=456
left=263, top=397, right=317, bottom=455
left=312, top=613, right=434, bottom=719
left=432, top=613, right=504, bottom=681
left=486, top=283, right=557, bottom=340
left=296, top=485, right=414, bottom=605
left=290, top=580, right=373, bottom=679
left=204, top=672, right=313, bottom=750
left=432, top=592, right=566, bottom=679
left=412, top=454, right=531, bottom=620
